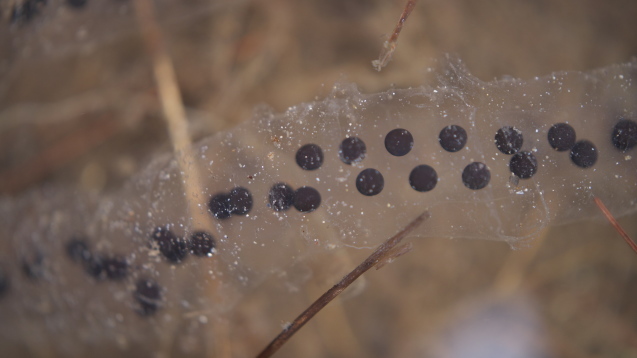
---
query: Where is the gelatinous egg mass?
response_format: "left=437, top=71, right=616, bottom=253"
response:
left=1, top=1, right=636, bottom=357
left=2, top=58, right=637, bottom=357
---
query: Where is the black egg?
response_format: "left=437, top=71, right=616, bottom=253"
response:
left=509, top=152, right=538, bottom=179
left=385, top=129, right=414, bottom=156
left=439, top=125, right=468, bottom=153
left=296, top=144, right=324, bottom=170
left=409, top=165, right=438, bottom=192
left=339, top=137, right=367, bottom=164
left=269, top=183, right=295, bottom=212
left=570, top=140, right=598, bottom=168
left=209, top=193, right=232, bottom=219
left=462, top=162, right=490, bottom=190
left=293, top=186, right=321, bottom=213
left=229, top=187, right=253, bottom=215
left=356, top=168, right=384, bottom=196
left=611, top=118, right=637, bottom=151
left=189, top=231, right=216, bottom=257
left=152, top=227, right=188, bottom=263
left=494, top=126, right=523, bottom=155
left=548, top=123, right=576, bottom=151
left=134, top=279, right=162, bottom=316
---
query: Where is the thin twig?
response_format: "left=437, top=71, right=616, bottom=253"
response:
left=593, top=197, right=637, bottom=255
left=372, top=0, right=418, bottom=71
left=256, top=211, right=430, bottom=358
left=133, top=2, right=218, bottom=355
left=133, top=0, right=212, bottom=230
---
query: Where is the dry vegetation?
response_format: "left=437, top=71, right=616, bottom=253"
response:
left=0, top=0, right=636, bottom=357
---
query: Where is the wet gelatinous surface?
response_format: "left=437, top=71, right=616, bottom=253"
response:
left=1, top=1, right=636, bottom=358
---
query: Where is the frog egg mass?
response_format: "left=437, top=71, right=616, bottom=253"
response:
left=1, top=55, right=636, bottom=355
left=1, top=1, right=636, bottom=357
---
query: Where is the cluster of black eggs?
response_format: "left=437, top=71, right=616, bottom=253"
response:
left=150, top=227, right=217, bottom=263
left=206, top=144, right=327, bottom=219
left=209, top=187, right=254, bottom=219
left=381, top=125, right=492, bottom=191
left=354, top=118, right=637, bottom=192
left=207, top=183, right=322, bottom=217
left=351, top=125, right=491, bottom=193
left=123, top=228, right=216, bottom=315
left=206, top=118, right=637, bottom=220
left=0, top=118, right=634, bottom=316
left=62, top=230, right=215, bottom=316
left=65, top=238, right=129, bottom=280
left=204, top=123, right=488, bottom=222
left=543, top=118, right=637, bottom=170
left=0, top=235, right=165, bottom=315
left=9, top=0, right=636, bottom=320
left=63, top=237, right=161, bottom=315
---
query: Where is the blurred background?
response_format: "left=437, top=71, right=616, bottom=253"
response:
left=0, top=0, right=636, bottom=357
